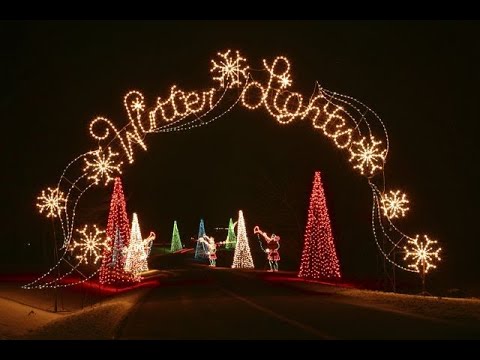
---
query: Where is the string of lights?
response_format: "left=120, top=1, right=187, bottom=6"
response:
left=36, top=269, right=101, bottom=289
left=26, top=181, right=96, bottom=289
left=62, top=173, right=88, bottom=246
left=369, top=183, right=416, bottom=272
left=56, top=151, right=96, bottom=242
left=149, top=86, right=228, bottom=132
left=319, top=85, right=390, bottom=156
left=65, top=182, right=96, bottom=248
left=369, top=181, right=440, bottom=274
left=37, top=224, right=107, bottom=287
left=151, top=83, right=244, bottom=134
left=370, top=182, right=417, bottom=241
left=316, top=85, right=369, bottom=136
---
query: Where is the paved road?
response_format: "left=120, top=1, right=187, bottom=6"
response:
left=117, top=263, right=480, bottom=340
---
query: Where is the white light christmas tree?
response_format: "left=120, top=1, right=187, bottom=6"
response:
left=232, top=210, right=254, bottom=269
left=124, top=213, right=149, bottom=280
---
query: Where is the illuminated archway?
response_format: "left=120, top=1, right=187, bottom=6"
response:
left=28, top=50, right=441, bottom=289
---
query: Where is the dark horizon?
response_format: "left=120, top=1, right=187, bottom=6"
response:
left=1, top=21, right=478, bottom=293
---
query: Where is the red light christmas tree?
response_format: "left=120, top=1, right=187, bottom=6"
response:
left=99, top=177, right=137, bottom=284
left=298, top=171, right=341, bottom=281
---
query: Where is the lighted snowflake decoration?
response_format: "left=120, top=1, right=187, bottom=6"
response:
left=131, top=98, right=145, bottom=112
left=84, top=147, right=123, bottom=186
left=36, top=187, right=66, bottom=218
left=210, top=50, right=249, bottom=88
left=349, top=136, right=386, bottom=176
left=278, top=74, right=292, bottom=89
left=72, top=224, right=108, bottom=265
left=404, top=235, right=441, bottom=273
left=381, top=190, right=410, bottom=219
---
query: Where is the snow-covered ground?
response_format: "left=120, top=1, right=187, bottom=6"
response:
left=0, top=297, right=61, bottom=339
left=341, top=288, right=480, bottom=324
left=2, top=269, right=479, bottom=339
left=274, top=276, right=480, bottom=328
left=0, top=270, right=167, bottom=339
left=0, top=285, right=149, bottom=339
left=26, top=288, right=149, bottom=339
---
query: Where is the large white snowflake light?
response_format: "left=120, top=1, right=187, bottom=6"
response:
left=381, top=190, right=410, bottom=219
left=404, top=235, right=441, bottom=273
left=73, top=224, right=108, bottom=265
left=210, top=50, right=249, bottom=88
left=36, top=187, right=66, bottom=218
left=83, top=147, right=123, bottom=186
left=349, top=136, right=386, bottom=176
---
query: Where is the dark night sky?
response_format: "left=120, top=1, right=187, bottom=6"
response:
left=1, top=21, right=478, bottom=290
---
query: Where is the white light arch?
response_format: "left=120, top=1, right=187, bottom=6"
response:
left=28, top=50, right=440, bottom=289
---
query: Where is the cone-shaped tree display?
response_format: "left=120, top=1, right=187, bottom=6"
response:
left=225, top=218, right=237, bottom=250
left=99, top=177, right=136, bottom=284
left=232, top=210, right=254, bottom=269
left=170, top=220, right=183, bottom=252
left=124, top=213, right=149, bottom=280
left=195, top=218, right=208, bottom=260
left=298, top=171, right=341, bottom=280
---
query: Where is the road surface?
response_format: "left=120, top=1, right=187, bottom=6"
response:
left=117, top=262, right=480, bottom=339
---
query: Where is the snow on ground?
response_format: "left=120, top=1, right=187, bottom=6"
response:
left=0, top=287, right=150, bottom=340
left=274, top=275, right=480, bottom=327
left=0, top=297, right=61, bottom=339
left=3, top=267, right=478, bottom=339
left=340, top=288, right=480, bottom=326
left=26, top=288, right=149, bottom=339
left=0, top=270, right=168, bottom=339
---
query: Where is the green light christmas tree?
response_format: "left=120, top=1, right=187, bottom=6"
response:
left=225, top=218, right=237, bottom=250
left=170, top=220, right=183, bottom=252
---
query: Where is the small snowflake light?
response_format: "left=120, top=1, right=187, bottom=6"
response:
left=278, top=74, right=292, bottom=89
left=381, top=190, right=410, bottom=219
left=404, top=235, right=441, bottom=274
left=210, top=50, right=249, bottom=88
left=349, top=136, right=386, bottom=176
left=73, top=224, right=108, bottom=265
left=36, top=187, right=66, bottom=218
left=84, top=147, right=123, bottom=186
left=131, top=97, right=145, bottom=112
